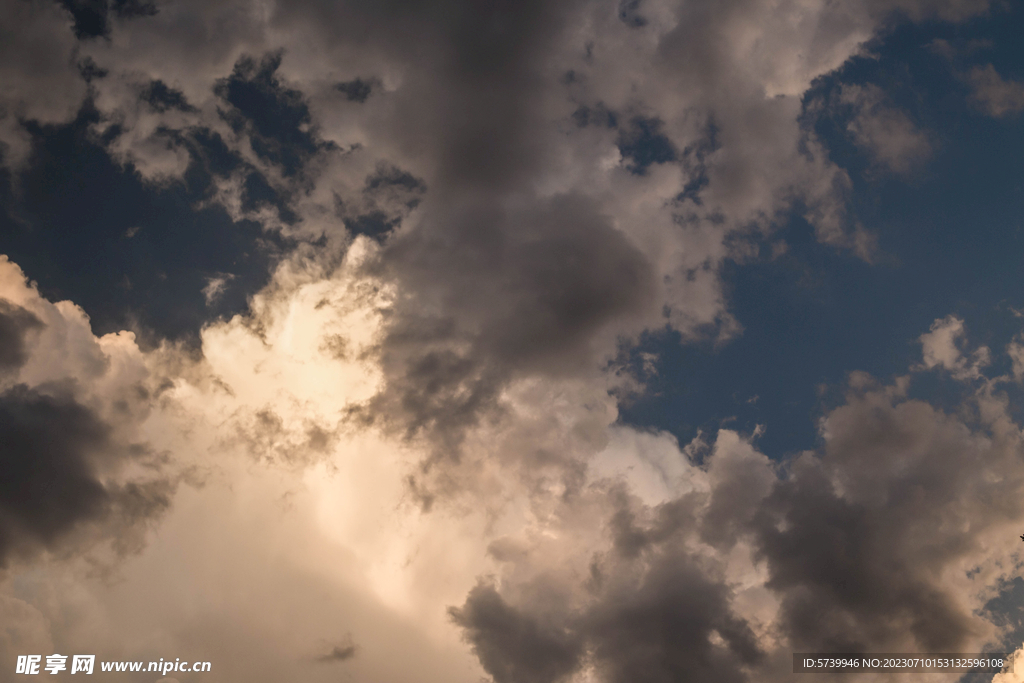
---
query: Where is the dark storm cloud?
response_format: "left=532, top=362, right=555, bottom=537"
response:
left=583, top=549, right=762, bottom=683
left=585, top=491, right=762, bottom=683
left=452, top=508, right=761, bottom=683
left=0, top=299, right=43, bottom=372
left=329, top=0, right=659, bottom=473
left=261, top=2, right=649, bottom=461
left=449, top=583, right=583, bottom=683
left=413, top=0, right=574, bottom=191
left=736, top=387, right=1021, bottom=656
left=451, top=376, right=1024, bottom=681
left=367, top=194, right=656, bottom=450
left=751, top=458, right=973, bottom=652
left=0, top=384, right=172, bottom=566
left=746, top=391, right=1005, bottom=654
left=274, top=0, right=582, bottom=190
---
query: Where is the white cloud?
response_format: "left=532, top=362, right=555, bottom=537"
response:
left=917, top=314, right=990, bottom=380
left=992, top=647, right=1024, bottom=683
left=202, top=273, right=235, bottom=305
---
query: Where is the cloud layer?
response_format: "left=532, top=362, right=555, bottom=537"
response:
left=2, top=0, right=1024, bottom=682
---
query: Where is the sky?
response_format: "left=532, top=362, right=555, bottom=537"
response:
left=2, top=1, right=1024, bottom=682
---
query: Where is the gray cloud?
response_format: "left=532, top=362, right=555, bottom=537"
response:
left=0, top=298, right=43, bottom=372
left=0, top=3, right=1017, bottom=681
left=451, top=494, right=763, bottom=683
left=449, top=369, right=1024, bottom=682
left=315, top=637, right=358, bottom=663
left=747, top=381, right=1023, bottom=655
left=338, top=162, right=427, bottom=241
left=0, top=384, right=173, bottom=566
left=0, top=384, right=110, bottom=563
left=365, top=193, right=656, bottom=455
left=450, top=583, right=583, bottom=683
left=584, top=544, right=762, bottom=683
left=0, top=0, right=955, bottom=447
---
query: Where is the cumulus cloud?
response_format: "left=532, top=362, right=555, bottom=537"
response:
left=0, top=0, right=917, bottom=325
left=917, top=314, right=991, bottom=380
left=0, top=1, right=1018, bottom=682
left=366, top=193, right=657, bottom=456
left=447, top=372, right=1024, bottom=683
left=5, top=240, right=1024, bottom=682
left=0, top=257, right=175, bottom=571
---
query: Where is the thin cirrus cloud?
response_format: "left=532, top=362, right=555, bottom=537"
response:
left=1, top=1, right=1024, bottom=682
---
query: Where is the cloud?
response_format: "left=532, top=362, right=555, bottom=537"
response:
left=0, top=593, right=53, bottom=659
left=0, top=0, right=901, bottom=315
left=967, top=64, right=1024, bottom=118
left=992, top=648, right=1024, bottom=683
left=837, top=83, right=931, bottom=174
left=315, top=636, right=358, bottom=663
left=1, top=0, right=978, bottom=404
left=0, top=257, right=175, bottom=569
left=336, top=77, right=377, bottom=104
left=0, top=384, right=121, bottom=563
left=0, top=298, right=43, bottom=372
left=5, top=242, right=1024, bottom=682
left=367, top=193, right=657, bottom=453
left=0, top=246, right=498, bottom=683
left=0, top=0, right=87, bottom=167
left=447, top=368, right=1024, bottom=682
left=755, top=392, right=993, bottom=653
left=1009, top=337, right=1024, bottom=383
left=0, top=2, right=1017, bottom=682
left=917, top=314, right=990, bottom=380
left=450, top=583, right=583, bottom=683
left=57, top=0, right=157, bottom=39
left=202, top=273, right=235, bottom=306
